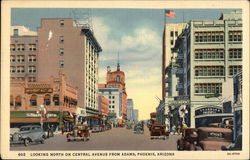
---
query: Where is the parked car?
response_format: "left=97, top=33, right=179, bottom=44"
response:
left=177, top=127, right=233, bottom=150
left=221, top=134, right=242, bottom=150
left=134, top=123, right=144, bottom=134
left=66, top=124, right=90, bottom=141
left=177, top=128, right=198, bottom=150
left=150, top=124, right=169, bottom=140
left=92, top=124, right=104, bottom=133
left=10, top=125, right=45, bottom=147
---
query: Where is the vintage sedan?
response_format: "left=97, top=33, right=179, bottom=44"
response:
left=10, top=125, right=46, bottom=146
left=177, top=128, right=198, bottom=150
left=177, top=127, right=233, bottom=151
left=197, top=127, right=232, bottom=150
left=91, top=124, right=105, bottom=133
left=150, top=124, right=169, bottom=140
left=66, top=124, right=90, bottom=141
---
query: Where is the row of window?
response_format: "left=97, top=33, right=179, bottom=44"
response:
left=109, top=96, right=115, bottom=99
left=194, top=66, right=224, bottom=76
left=194, top=49, right=224, bottom=59
left=10, top=55, right=36, bottom=62
left=10, top=66, right=36, bottom=73
left=195, top=31, right=224, bottom=42
left=109, top=100, right=115, bottom=104
left=170, top=31, right=178, bottom=37
left=10, top=44, right=37, bottom=51
left=194, top=65, right=242, bottom=77
left=229, top=31, right=242, bottom=42
left=109, top=105, right=115, bottom=109
left=194, top=83, right=222, bottom=94
left=229, top=65, right=242, bottom=76
left=11, top=77, right=36, bottom=82
left=229, top=49, right=242, bottom=59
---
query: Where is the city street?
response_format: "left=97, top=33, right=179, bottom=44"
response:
left=10, top=126, right=180, bottom=150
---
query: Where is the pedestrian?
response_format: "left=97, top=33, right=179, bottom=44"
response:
left=177, top=125, right=181, bottom=135
left=47, top=125, right=51, bottom=138
left=61, top=123, right=65, bottom=135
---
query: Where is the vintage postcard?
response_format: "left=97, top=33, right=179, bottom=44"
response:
left=1, top=0, right=249, bottom=159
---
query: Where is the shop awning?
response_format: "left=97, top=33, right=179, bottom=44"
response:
left=10, top=117, right=59, bottom=123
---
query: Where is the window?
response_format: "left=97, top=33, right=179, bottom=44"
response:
left=229, top=66, right=242, bottom=76
left=175, top=31, right=178, bottom=37
left=10, top=66, right=16, bottom=73
left=229, top=49, right=242, bottom=59
left=59, top=60, right=64, bottom=68
left=112, top=101, right=115, bottom=103
left=28, top=55, right=36, bottom=62
left=194, top=49, right=224, bottom=60
left=28, top=44, right=36, bottom=51
left=60, top=20, right=64, bottom=26
left=10, top=44, right=16, bottom=51
left=15, top=96, right=22, bottom=106
left=60, top=36, right=64, bottom=43
left=53, top=95, right=59, bottom=105
left=30, top=95, right=37, bottom=106
left=195, top=31, right=224, bottom=43
left=112, top=96, right=115, bottom=99
left=112, top=106, right=115, bottom=108
left=28, top=66, right=36, bottom=73
left=13, top=29, right=18, bottom=36
left=170, top=31, right=174, bottom=37
left=116, top=76, right=120, bottom=82
left=10, top=56, right=15, bottom=62
left=59, top=48, right=64, bottom=55
left=44, top=94, right=51, bottom=106
left=170, top=40, right=174, bottom=45
left=16, top=66, right=25, bottom=73
left=228, top=31, right=242, bottom=42
left=194, top=66, right=224, bottom=77
left=17, top=44, right=25, bottom=51
left=194, top=83, right=222, bottom=94
left=109, top=96, right=111, bottom=99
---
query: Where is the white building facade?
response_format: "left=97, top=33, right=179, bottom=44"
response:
left=174, top=11, right=242, bottom=127
left=126, top=99, right=134, bottom=122
left=98, top=87, right=123, bottom=119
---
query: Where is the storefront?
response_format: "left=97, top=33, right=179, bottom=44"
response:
left=194, top=106, right=233, bottom=127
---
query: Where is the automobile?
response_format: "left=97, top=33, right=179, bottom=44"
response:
left=221, top=134, right=242, bottom=150
left=66, top=124, right=90, bottom=141
left=91, top=124, right=105, bottom=133
left=177, top=127, right=233, bottom=150
left=150, top=124, right=169, bottom=140
left=177, top=128, right=198, bottom=150
left=126, top=122, right=133, bottom=129
left=196, top=127, right=232, bottom=150
left=10, top=125, right=46, bottom=147
left=133, top=123, right=144, bottom=134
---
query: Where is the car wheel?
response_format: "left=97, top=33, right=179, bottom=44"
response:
left=40, top=138, right=45, bottom=144
left=67, top=138, right=71, bottom=142
left=24, top=139, right=30, bottom=147
left=189, top=144, right=196, bottom=150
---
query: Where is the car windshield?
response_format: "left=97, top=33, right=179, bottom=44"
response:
left=20, top=127, right=31, bottom=131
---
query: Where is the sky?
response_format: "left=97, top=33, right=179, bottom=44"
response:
left=11, top=8, right=240, bottom=120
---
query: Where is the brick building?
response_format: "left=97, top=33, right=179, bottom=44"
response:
left=10, top=73, right=78, bottom=130
left=10, top=26, right=38, bottom=82
left=36, top=18, right=102, bottom=119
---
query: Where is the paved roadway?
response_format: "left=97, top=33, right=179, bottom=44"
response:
left=10, top=126, right=180, bottom=150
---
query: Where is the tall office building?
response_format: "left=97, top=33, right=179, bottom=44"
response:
left=162, top=23, right=187, bottom=99
left=106, top=64, right=127, bottom=120
left=174, top=11, right=242, bottom=127
left=10, top=26, right=38, bottom=82
left=37, top=18, right=102, bottom=117
left=126, top=99, right=134, bottom=122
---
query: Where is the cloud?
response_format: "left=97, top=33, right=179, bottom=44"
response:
left=94, top=17, right=162, bottom=120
